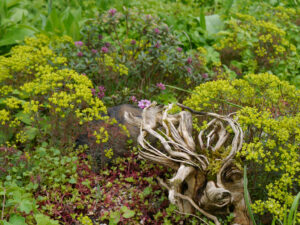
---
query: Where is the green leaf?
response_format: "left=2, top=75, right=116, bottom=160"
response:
left=15, top=111, right=32, bottom=125
left=9, top=214, right=27, bottom=225
left=0, top=25, right=35, bottom=47
left=24, top=126, right=38, bottom=140
left=287, top=192, right=300, bottom=225
left=19, top=199, right=33, bottom=214
left=34, top=214, right=59, bottom=225
left=121, top=206, right=135, bottom=219
left=243, top=166, right=257, bottom=225
left=205, top=14, right=224, bottom=36
left=109, top=211, right=121, bottom=225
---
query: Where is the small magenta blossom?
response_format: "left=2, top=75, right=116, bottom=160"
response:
left=187, top=67, right=192, bottom=74
left=156, top=82, right=166, bottom=90
left=138, top=99, right=151, bottom=109
left=98, top=86, right=106, bottom=92
left=91, top=49, right=97, bottom=54
left=130, top=96, right=137, bottom=102
left=176, top=47, right=182, bottom=52
left=109, top=8, right=117, bottom=16
left=104, top=42, right=111, bottom=48
left=74, top=41, right=83, bottom=47
left=98, top=34, right=103, bottom=40
left=202, top=73, right=208, bottom=79
left=77, top=52, right=83, bottom=57
left=187, top=57, right=192, bottom=64
left=154, top=28, right=160, bottom=34
left=91, top=88, right=96, bottom=96
left=131, top=40, right=136, bottom=45
left=101, top=47, right=108, bottom=53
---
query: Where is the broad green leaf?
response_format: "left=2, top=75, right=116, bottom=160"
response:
left=19, top=199, right=33, bottom=214
left=121, top=206, right=135, bottom=219
left=0, top=26, right=35, bottom=47
left=15, top=111, right=32, bottom=125
left=9, top=214, right=27, bottom=225
left=34, top=214, right=59, bottom=225
left=109, top=211, right=121, bottom=225
left=24, top=126, right=38, bottom=140
left=205, top=14, right=224, bottom=36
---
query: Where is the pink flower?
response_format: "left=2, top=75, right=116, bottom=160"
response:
left=131, top=40, right=136, bottom=45
left=154, top=28, right=160, bottom=34
left=176, top=47, right=182, bottom=52
left=77, top=52, right=83, bottom=57
left=74, top=41, right=83, bottom=47
left=202, top=73, right=208, bottom=79
left=130, top=96, right=137, bottom=102
left=91, top=88, right=96, bottom=95
left=98, top=35, right=103, bottom=40
left=104, top=42, right=111, bottom=47
left=91, top=49, right=97, bottom=54
left=101, top=47, right=108, bottom=53
left=98, top=86, right=106, bottom=92
left=156, top=82, right=166, bottom=90
left=187, top=57, right=192, bottom=64
left=187, top=67, right=192, bottom=74
left=109, top=8, right=117, bottom=16
left=138, top=99, right=151, bottom=109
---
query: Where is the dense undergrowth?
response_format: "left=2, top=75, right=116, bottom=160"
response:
left=0, top=0, right=299, bottom=224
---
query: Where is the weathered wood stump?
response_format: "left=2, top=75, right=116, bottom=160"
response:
left=125, top=102, right=252, bottom=225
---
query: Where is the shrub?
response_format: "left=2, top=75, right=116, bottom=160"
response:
left=214, top=4, right=300, bottom=86
left=183, top=73, right=300, bottom=222
left=54, top=8, right=212, bottom=106
left=0, top=34, right=108, bottom=149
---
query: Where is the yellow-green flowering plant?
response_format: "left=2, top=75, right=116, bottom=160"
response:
left=183, top=73, right=299, bottom=223
left=0, top=34, right=108, bottom=149
left=214, top=3, right=300, bottom=87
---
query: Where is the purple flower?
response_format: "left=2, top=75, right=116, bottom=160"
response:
left=156, top=82, right=166, bottom=90
left=101, top=47, right=108, bottom=53
left=77, top=52, right=83, bottom=57
left=109, top=8, right=117, bottom=16
left=91, top=49, right=97, bottom=54
left=154, top=28, right=160, bottom=34
left=98, top=86, right=106, bottom=92
left=131, top=40, right=136, bottom=45
left=202, top=73, right=208, bottom=79
left=187, top=57, right=192, bottom=64
left=104, top=42, right=111, bottom=48
left=130, top=96, right=137, bottom=102
left=176, top=47, right=182, bottom=52
left=98, top=92, right=105, bottom=99
left=74, top=41, right=83, bottom=47
left=91, top=88, right=96, bottom=95
left=98, top=35, right=103, bottom=40
left=138, top=99, right=151, bottom=109
left=187, top=67, right=192, bottom=74
left=155, top=42, right=161, bottom=48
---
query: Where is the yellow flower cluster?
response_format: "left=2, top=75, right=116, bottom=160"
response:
left=76, top=215, right=93, bottom=225
left=183, top=73, right=300, bottom=220
left=100, top=54, right=129, bottom=76
left=214, top=7, right=298, bottom=76
left=93, top=127, right=109, bottom=144
left=0, top=35, right=108, bottom=146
